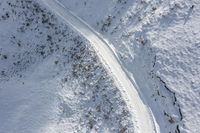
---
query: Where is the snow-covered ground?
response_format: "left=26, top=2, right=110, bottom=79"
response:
left=0, top=0, right=135, bottom=132
left=0, top=0, right=200, bottom=133
left=41, top=0, right=159, bottom=132
left=56, top=0, right=200, bottom=132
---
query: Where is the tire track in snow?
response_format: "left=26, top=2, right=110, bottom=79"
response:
left=41, top=0, right=160, bottom=132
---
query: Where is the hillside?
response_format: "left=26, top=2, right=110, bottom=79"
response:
left=0, top=0, right=199, bottom=133
left=57, top=0, right=200, bottom=132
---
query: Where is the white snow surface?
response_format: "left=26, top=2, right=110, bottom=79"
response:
left=0, top=0, right=135, bottom=133
left=0, top=0, right=200, bottom=133
left=41, top=0, right=159, bottom=133
left=56, top=0, right=200, bottom=132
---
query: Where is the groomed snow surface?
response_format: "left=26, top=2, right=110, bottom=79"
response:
left=0, top=0, right=200, bottom=133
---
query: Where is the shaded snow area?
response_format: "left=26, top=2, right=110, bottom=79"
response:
left=0, top=0, right=134, bottom=133
left=58, top=0, right=200, bottom=133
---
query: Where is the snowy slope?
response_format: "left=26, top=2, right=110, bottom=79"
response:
left=0, top=0, right=136, bottom=133
left=0, top=0, right=199, bottom=133
left=57, top=0, right=200, bottom=133
left=41, top=0, right=159, bottom=133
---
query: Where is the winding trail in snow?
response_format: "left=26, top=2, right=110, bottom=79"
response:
left=41, top=0, right=160, bottom=132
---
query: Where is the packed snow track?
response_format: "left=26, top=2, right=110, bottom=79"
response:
left=41, top=0, right=160, bottom=132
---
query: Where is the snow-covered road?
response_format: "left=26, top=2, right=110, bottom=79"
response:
left=41, top=0, right=159, bottom=132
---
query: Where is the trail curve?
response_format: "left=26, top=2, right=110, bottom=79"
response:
left=41, top=0, right=160, bottom=132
